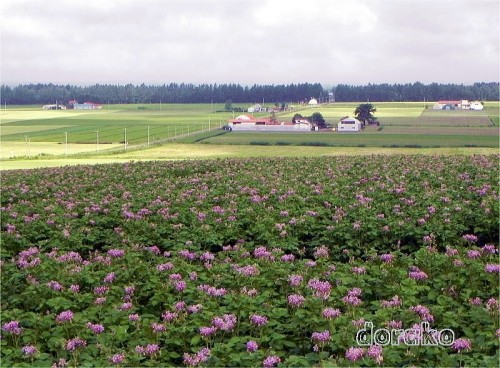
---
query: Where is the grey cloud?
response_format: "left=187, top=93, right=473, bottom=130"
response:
left=1, top=0, right=498, bottom=85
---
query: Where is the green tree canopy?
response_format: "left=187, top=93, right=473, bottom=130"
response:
left=292, top=113, right=303, bottom=124
left=310, top=112, right=327, bottom=128
left=2, top=82, right=498, bottom=105
left=354, top=103, right=377, bottom=125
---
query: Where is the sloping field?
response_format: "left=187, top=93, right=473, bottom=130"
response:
left=0, top=110, right=104, bottom=124
left=279, top=102, right=426, bottom=121
left=0, top=104, right=246, bottom=159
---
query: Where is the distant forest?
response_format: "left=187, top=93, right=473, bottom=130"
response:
left=1, top=82, right=498, bottom=105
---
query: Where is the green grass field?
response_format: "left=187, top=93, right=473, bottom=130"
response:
left=0, top=101, right=498, bottom=169
left=0, top=104, right=232, bottom=146
left=279, top=102, right=427, bottom=121
left=1, top=145, right=497, bottom=171
left=195, top=131, right=498, bottom=148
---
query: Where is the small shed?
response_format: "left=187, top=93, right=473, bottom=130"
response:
left=42, top=104, right=66, bottom=110
left=337, top=117, right=362, bottom=132
left=294, top=118, right=313, bottom=130
left=248, top=104, right=262, bottom=113
left=73, top=102, right=102, bottom=110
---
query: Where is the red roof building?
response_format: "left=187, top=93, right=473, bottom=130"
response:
left=227, top=115, right=311, bottom=131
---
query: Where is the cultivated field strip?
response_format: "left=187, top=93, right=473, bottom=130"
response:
left=381, top=116, right=493, bottom=127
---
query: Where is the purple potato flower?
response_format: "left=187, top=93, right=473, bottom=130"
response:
left=246, top=340, right=258, bottom=352
left=109, top=353, right=126, bottom=365
left=311, top=330, right=331, bottom=343
left=288, top=294, right=306, bottom=307
left=452, top=338, right=472, bottom=353
left=345, top=347, right=365, bottom=362
left=263, top=355, right=281, bottom=367
left=65, top=337, right=87, bottom=351
left=322, top=307, right=342, bottom=319
left=250, top=314, right=268, bottom=326
left=2, top=320, right=22, bottom=335
left=86, top=322, right=105, bottom=334
left=56, top=310, right=74, bottom=324
left=21, top=345, right=38, bottom=356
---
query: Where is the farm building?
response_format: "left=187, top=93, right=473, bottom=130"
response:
left=433, top=100, right=462, bottom=110
left=227, top=115, right=312, bottom=131
left=337, top=117, right=362, bottom=132
left=248, top=104, right=266, bottom=113
left=293, top=118, right=314, bottom=130
left=308, top=98, right=318, bottom=106
left=470, top=101, right=484, bottom=110
left=42, top=104, right=66, bottom=110
left=433, top=100, right=483, bottom=110
left=69, top=100, right=102, bottom=110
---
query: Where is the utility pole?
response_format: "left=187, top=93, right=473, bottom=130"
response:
left=95, top=131, right=99, bottom=152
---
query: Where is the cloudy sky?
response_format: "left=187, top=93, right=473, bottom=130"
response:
left=1, top=0, right=498, bottom=86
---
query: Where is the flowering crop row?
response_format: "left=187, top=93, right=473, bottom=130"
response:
left=1, top=155, right=499, bottom=366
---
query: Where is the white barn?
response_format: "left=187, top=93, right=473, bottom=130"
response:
left=308, top=98, right=318, bottom=106
left=293, top=118, right=313, bottom=130
left=470, top=101, right=484, bottom=110
left=337, top=117, right=362, bottom=132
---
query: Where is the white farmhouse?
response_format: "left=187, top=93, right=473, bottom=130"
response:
left=294, top=118, right=313, bottom=130
left=337, top=117, right=362, bottom=132
left=470, top=101, right=484, bottom=110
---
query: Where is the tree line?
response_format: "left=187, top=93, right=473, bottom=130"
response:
left=333, top=82, right=498, bottom=102
left=0, top=82, right=497, bottom=105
